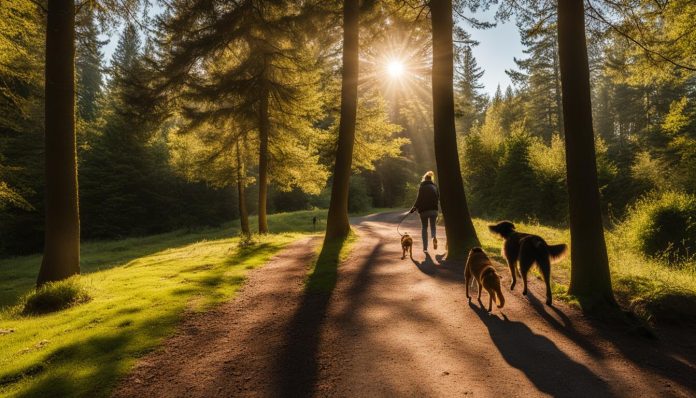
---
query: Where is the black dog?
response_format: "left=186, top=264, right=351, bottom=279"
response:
left=488, top=221, right=567, bottom=306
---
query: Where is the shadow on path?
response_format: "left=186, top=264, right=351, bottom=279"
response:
left=470, top=302, right=612, bottom=397
left=526, top=291, right=603, bottom=358
left=411, top=252, right=438, bottom=275
left=272, top=237, right=385, bottom=397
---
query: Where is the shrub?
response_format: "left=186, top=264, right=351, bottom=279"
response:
left=623, top=191, right=696, bottom=264
left=21, top=277, right=91, bottom=315
left=493, top=132, right=539, bottom=220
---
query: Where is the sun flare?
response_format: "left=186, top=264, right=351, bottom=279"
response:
left=387, top=60, right=405, bottom=78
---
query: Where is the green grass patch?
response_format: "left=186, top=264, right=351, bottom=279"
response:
left=472, top=218, right=696, bottom=325
left=18, top=277, right=91, bottom=316
left=0, top=209, right=329, bottom=398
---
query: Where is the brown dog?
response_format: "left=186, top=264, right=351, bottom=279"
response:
left=401, top=233, right=413, bottom=260
left=465, top=247, right=505, bottom=312
left=488, top=221, right=567, bottom=306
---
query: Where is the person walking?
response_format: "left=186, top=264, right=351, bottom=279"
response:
left=409, top=171, right=440, bottom=252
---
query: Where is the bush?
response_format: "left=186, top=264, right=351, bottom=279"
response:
left=21, top=277, right=91, bottom=315
left=623, top=191, right=696, bottom=264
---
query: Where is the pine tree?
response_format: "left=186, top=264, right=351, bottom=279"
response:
left=506, top=3, right=563, bottom=142
left=160, top=0, right=331, bottom=234
left=80, top=23, right=172, bottom=238
left=0, top=0, right=45, bottom=254
left=37, top=0, right=81, bottom=286
left=455, top=37, right=487, bottom=135
left=37, top=0, right=143, bottom=285
left=76, top=9, right=103, bottom=123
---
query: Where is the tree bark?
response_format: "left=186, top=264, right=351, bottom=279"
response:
left=430, top=0, right=480, bottom=260
left=37, top=0, right=80, bottom=287
left=557, top=0, right=614, bottom=305
left=258, top=85, right=270, bottom=234
left=325, top=0, right=359, bottom=241
left=236, top=138, right=250, bottom=235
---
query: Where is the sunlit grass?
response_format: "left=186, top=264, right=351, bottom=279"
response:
left=0, top=209, right=329, bottom=398
left=472, top=218, right=696, bottom=323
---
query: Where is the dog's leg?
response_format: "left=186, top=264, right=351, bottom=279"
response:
left=402, top=247, right=406, bottom=260
left=538, top=256, right=553, bottom=306
left=477, top=279, right=482, bottom=301
left=465, top=262, right=472, bottom=300
left=519, top=251, right=535, bottom=296
left=409, top=245, right=412, bottom=259
left=465, top=273, right=470, bottom=300
left=504, top=247, right=519, bottom=291
left=488, top=289, right=493, bottom=312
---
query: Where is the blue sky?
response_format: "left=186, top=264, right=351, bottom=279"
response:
left=465, top=11, right=523, bottom=96
left=101, top=8, right=523, bottom=97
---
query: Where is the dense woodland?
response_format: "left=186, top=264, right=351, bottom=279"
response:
left=1, top=0, right=695, bottom=300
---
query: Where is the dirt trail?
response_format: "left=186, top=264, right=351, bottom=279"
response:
left=113, top=212, right=696, bottom=398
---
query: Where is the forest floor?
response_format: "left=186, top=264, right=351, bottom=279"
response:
left=113, top=211, right=696, bottom=398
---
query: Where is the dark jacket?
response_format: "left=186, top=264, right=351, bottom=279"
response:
left=412, top=180, right=439, bottom=213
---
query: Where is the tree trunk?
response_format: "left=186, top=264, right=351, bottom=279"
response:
left=257, top=84, right=270, bottom=234
left=236, top=138, right=250, bottom=235
left=557, top=0, right=614, bottom=306
left=325, top=0, right=359, bottom=241
left=37, top=0, right=80, bottom=287
left=430, top=0, right=480, bottom=260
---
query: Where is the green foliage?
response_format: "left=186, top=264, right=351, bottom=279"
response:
left=348, top=175, right=372, bottom=213
left=461, top=116, right=567, bottom=222
left=351, top=95, right=407, bottom=171
left=19, top=278, right=91, bottom=316
left=492, top=131, right=539, bottom=220
left=623, top=191, right=696, bottom=264
left=505, top=1, right=563, bottom=141
left=454, top=29, right=487, bottom=134
left=0, top=0, right=45, bottom=255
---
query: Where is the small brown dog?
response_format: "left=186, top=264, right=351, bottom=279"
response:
left=488, top=221, right=567, bottom=306
left=401, top=233, right=413, bottom=260
left=465, top=247, right=505, bottom=312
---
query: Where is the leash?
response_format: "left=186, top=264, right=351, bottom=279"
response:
left=396, top=211, right=412, bottom=237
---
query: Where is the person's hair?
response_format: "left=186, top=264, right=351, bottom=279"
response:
left=422, top=171, right=435, bottom=182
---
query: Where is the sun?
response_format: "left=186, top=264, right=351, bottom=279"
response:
left=387, top=60, right=405, bottom=78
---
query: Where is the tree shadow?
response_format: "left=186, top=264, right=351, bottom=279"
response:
left=273, top=235, right=359, bottom=397
left=470, top=302, right=612, bottom=397
left=526, top=291, right=603, bottom=358
left=585, top=311, right=696, bottom=393
left=9, top=316, right=170, bottom=398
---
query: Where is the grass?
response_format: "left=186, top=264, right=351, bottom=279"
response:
left=472, top=218, right=696, bottom=325
left=0, top=209, right=330, bottom=398
left=19, top=278, right=91, bottom=316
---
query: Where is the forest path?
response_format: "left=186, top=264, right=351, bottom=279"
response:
left=113, top=212, right=696, bottom=398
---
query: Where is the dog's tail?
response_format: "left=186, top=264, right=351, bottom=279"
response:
left=548, top=244, right=568, bottom=264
